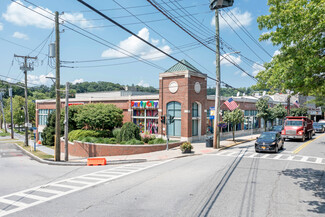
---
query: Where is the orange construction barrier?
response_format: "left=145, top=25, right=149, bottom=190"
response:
left=87, top=158, right=107, bottom=166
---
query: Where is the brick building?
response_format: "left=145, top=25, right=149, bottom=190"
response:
left=35, top=60, right=282, bottom=142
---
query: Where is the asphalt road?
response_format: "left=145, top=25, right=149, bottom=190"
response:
left=0, top=133, right=324, bottom=217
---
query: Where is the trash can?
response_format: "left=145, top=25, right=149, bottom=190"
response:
left=206, top=136, right=213, bottom=147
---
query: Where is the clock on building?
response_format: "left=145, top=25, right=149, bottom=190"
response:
left=194, top=82, right=201, bottom=93
left=169, top=81, right=179, bottom=93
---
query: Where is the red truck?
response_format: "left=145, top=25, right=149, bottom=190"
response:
left=281, top=116, right=314, bottom=142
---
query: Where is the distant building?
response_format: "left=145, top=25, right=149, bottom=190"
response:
left=36, top=60, right=308, bottom=142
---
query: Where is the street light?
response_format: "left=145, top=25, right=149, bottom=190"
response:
left=210, top=0, right=234, bottom=149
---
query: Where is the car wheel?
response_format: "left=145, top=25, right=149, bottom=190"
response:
left=255, top=149, right=259, bottom=153
left=302, top=136, right=305, bottom=142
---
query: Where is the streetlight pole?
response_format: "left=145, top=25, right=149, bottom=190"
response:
left=210, top=0, right=234, bottom=149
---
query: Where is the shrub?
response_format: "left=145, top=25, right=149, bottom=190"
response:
left=112, top=128, right=121, bottom=142
left=125, top=139, right=144, bottom=145
left=68, top=130, right=100, bottom=142
left=120, top=122, right=140, bottom=142
left=80, top=137, right=97, bottom=143
left=141, top=134, right=151, bottom=143
left=180, top=142, right=193, bottom=152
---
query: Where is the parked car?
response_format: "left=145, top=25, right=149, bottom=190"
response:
left=313, top=123, right=325, bottom=133
left=255, top=132, right=284, bottom=153
left=317, top=121, right=325, bottom=131
left=272, top=125, right=284, bottom=133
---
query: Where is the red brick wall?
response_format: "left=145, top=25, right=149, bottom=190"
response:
left=60, top=139, right=182, bottom=157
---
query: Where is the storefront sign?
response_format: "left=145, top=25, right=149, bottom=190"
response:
left=210, top=107, right=215, bottom=119
left=131, top=101, right=158, bottom=108
left=68, top=102, right=84, bottom=106
left=308, top=107, right=322, bottom=115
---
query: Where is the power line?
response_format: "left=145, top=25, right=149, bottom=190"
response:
left=223, top=8, right=273, bottom=58
left=15, top=0, right=168, bottom=72
left=219, top=12, right=266, bottom=63
left=146, top=0, right=257, bottom=82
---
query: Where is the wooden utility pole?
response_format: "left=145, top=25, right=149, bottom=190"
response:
left=14, top=54, right=37, bottom=146
left=64, top=82, right=69, bottom=161
left=213, top=9, right=221, bottom=149
left=9, top=87, right=14, bottom=139
left=55, top=11, right=61, bottom=161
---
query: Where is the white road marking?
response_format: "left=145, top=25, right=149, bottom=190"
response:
left=0, top=160, right=172, bottom=217
left=273, top=155, right=282, bottom=160
left=315, top=158, right=323, bottom=164
left=210, top=151, right=325, bottom=165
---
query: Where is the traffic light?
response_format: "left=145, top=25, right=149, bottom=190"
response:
left=160, top=115, right=166, bottom=124
left=169, top=115, right=175, bottom=124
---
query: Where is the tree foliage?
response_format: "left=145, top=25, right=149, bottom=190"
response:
left=256, top=98, right=272, bottom=131
left=290, top=107, right=308, bottom=116
left=42, top=112, right=64, bottom=146
left=75, top=103, right=123, bottom=131
left=255, top=0, right=325, bottom=98
left=271, top=104, right=287, bottom=121
left=119, top=122, right=141, bottom=142
left=222, top=108, right=244, bottom=141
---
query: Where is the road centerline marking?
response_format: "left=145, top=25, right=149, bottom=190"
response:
left=293, top=134, right=325, bottom=154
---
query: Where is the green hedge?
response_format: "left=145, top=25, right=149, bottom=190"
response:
left=68, top=130, right=100, bottom=142
left=120, top=122, right=140, bottom=142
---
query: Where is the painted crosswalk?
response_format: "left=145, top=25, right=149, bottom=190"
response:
left=212, top=150, right=325, bottom=165
left=0, top=160, right=172, bottom=217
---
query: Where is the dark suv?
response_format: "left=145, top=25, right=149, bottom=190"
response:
left=255, top=132, right=284, bottom=153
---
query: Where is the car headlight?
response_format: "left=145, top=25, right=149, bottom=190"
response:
left=271, top=142, right=276, bottom=145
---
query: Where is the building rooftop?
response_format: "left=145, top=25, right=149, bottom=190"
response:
left=165, top=59, right=202, bottom=74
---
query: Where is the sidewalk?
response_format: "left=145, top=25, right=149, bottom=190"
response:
left=8, top=132, right=258, bottom=165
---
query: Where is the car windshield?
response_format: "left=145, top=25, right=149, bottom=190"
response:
left=272, top=126, right=282, bottom=130
left=313, top=123, right=320, bottom=127
left=285, top=120, right=303, bottom=126
left=259, top=133, right=276, bottom=140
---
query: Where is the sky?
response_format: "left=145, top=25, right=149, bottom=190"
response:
left=0, top=0, right=279, bottom=90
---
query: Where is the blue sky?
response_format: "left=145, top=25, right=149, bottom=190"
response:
left=0, top=0, right=279, bottom=90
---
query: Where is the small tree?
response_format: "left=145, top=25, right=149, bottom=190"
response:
left=42, top=112, right=64, bottom=146
left=290, top=107, right=308, bottom=116
left=223, top=108, right=244, bottom=141
left=75, top=103, right=123, bottom=131
left=120, top=122, right=141, bottom=142
left=256, top=98, right=272, bottom=131
left=271, top=104, right=287, bottom=125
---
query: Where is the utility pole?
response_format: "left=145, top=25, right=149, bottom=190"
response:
left=64, top=82, right=69, bottom=161
left=210, top=0, right=234, bottom=149
left=55, top=11, right=61, bottom=161
left=287, top=95, right=291, bottom=116
left=0, top=92, right=7, bottom=133
left=14, top=54, right=37, bottom=146
left=9, top=87, right=14, bottom=139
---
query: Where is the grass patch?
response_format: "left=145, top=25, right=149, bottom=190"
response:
left=16, top=142, right=54, bottom=160
left=0, top=132, right=10, bottom=137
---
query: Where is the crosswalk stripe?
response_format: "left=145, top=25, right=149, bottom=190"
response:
left=0, top=198, right=27, bottom=208
left=260, top=154, right=270, bottom=158
left=15, top=193, right=46, bottom=201
left=66, top=180, right=92, bottom=185
left=35, top=188, right=65, bottom=195
left=273, top=155, right=282, bottom=160
left=315, top=158, right=322, bottom=164
left=50, top=183, right=78, bottom=189
left=300, top=156, right=309, bottom=162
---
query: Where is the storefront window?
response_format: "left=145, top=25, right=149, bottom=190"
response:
left=38, top=109, right=55, bottom=126
left=192, top=102, right=199, bottom=136
left=132, top=101, right=159, bottom=134
left=167, top=101, right=181, bottom=137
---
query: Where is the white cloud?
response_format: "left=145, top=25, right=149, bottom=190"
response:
left=2, top=0, right=92, bottom=29
left=273, top=50, right=281, bottom=57
left=252, top=63, right=265, bottom=76
left=0, top=23, right=3, bottom=31
left=72, top=78, right=84, bottom=84
left=27, top=72, right=54, bottom=86
left=241, top=72, right=247, bottom=77
left=13, top=31, right=29, bottom=40
left=214, top=54, right=242, bottom=66
left=102, top=27, right=172, bottom=60
left=137, top=80, right=150, bottom=88
left=61, top=13, right=93, bottom=28
left=211, top=8, right=252, bottom=29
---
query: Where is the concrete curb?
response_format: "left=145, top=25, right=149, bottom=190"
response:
left=13, top=143, right=147, bottom=166
left=219, top=138, right=256, bottom=150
